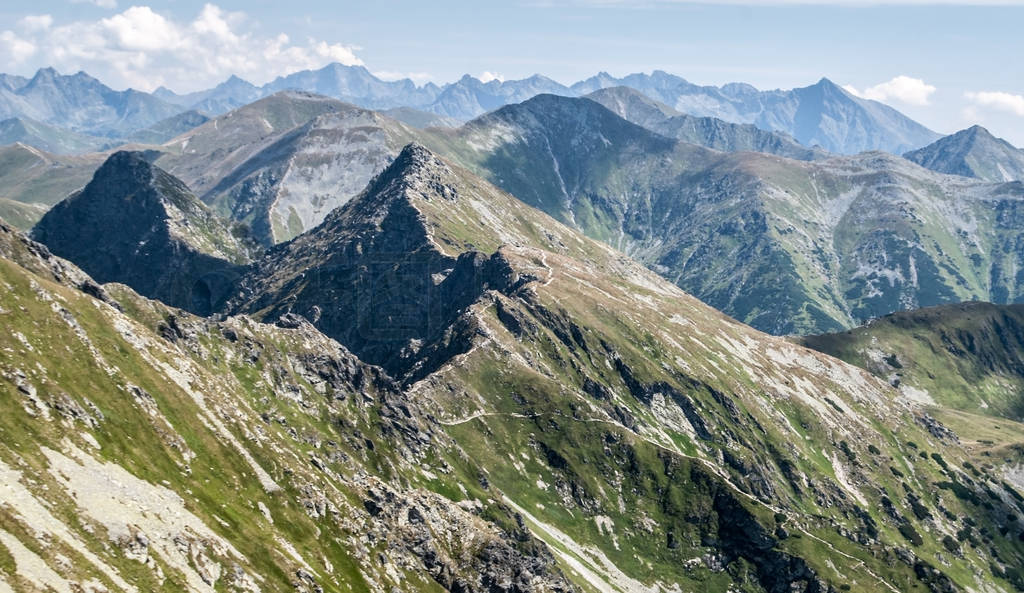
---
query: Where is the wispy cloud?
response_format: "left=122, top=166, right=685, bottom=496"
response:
left=844, top=75, right=936, bottom=106
left=965, top=91, right=1024, bottom=116
left=0, top=3, right=363, bottom=92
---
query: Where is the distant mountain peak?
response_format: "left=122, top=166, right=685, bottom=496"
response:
left=904, top=123, right=1024, bottom=182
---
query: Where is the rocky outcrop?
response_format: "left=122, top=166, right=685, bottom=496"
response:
left=227, top=144, right=534, bottom=381
left=32, top=150, right=257, bottom=315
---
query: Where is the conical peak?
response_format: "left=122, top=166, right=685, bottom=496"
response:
left=393, top=142, right=441, bottom=168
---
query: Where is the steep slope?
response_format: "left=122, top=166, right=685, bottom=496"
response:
left=572, top=72, right=939, bottom=154
left=905, top=125, right=1024, bottom=182
left=427, top=94, right=1024, bottom=334
left=31, top=151, right=256, bottom=314
left=0, top=67, right=183, bottom=138
left=0, top=143, right=106, bottom=228
left=801, top=302, right=1024, bottom=421
left=586, top=86, right=824, bottom=161
left=0, top=117, right=108, bottom=154
left=156, top=92, right=421, bottom=245
left=0, top=219, right=572, bottom=593
left=223, top=143, right=1024, bottom=592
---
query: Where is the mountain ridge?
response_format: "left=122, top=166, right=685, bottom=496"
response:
left=7, top=63, right=939, bottom=155
left=432, top=93, right=1024, bottom=334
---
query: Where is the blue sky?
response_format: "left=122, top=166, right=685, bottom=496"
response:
left=2, top=1, right=1023, bottom=144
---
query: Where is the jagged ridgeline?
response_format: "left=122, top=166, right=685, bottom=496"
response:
left=7, top=143, right=1024, bottom=592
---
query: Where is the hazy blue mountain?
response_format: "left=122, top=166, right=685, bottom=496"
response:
left=0, top=73, right=28, bottom=91
left=573, top=71, right=940, bottom=154
left=125, top=110, right=210, bottom=144
left=159, top=75, right=264, bottom=115
left=585, top=86, right=825, bottom=160
left=381, top=106, right=460, bottom=128
left=0, top=68, right=183, bottom=138
left=904, top=125, right=1024, bottom=182
left=425, top=73, right=573, bottom=119
left=263, top=63, right=442, bottom=111
left=0, top=117, right=108, bottom=154
left=1, top=64, right=941, bottom=155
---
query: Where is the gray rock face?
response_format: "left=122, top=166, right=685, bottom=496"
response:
left=31, top=151, right=256, bottom=314
left=156, top=92, right=421, bottom=246
left=904, top=125, right=1024, bottom=182
left=227, top=144, right=528, bottom=381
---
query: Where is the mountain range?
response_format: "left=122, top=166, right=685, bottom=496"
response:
left=2, top=87, right=1022, bottom=336
left=0, top=67, right=182, bottom=138
left=426, top=93, right=1024, bottom=334
left=1, top=64, right=946, bottom=157
left=5, top=140, right=1024, bottom=592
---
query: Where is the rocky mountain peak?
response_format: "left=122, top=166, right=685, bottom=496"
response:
left=32, top=151, right=254, bottom=314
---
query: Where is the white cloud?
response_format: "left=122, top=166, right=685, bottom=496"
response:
left=101, top=6, right=180, bottom=51
left=479, top=71, right=505, bottom=83
left=0, top=31, right=36, bottom=62
left=844, top=75, right=936, bottom=106
left=19, top=15, right=53, bottom=32
left=965, top=91, right=1024, bottom=116
left=1, top=3, right=364, bottom=92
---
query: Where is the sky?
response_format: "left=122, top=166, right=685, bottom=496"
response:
left=1, top=1, right=1023, bottom=144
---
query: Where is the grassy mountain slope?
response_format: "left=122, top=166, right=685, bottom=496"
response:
left=801, top=302, right=1024, bottom=421
left=0, top=143, right=106, bottom=229
left=0, top=117, right=108, bottom=154
left=0, top=218, right=572, bottom=593
left=221, top=144, right=1024, bottom=592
